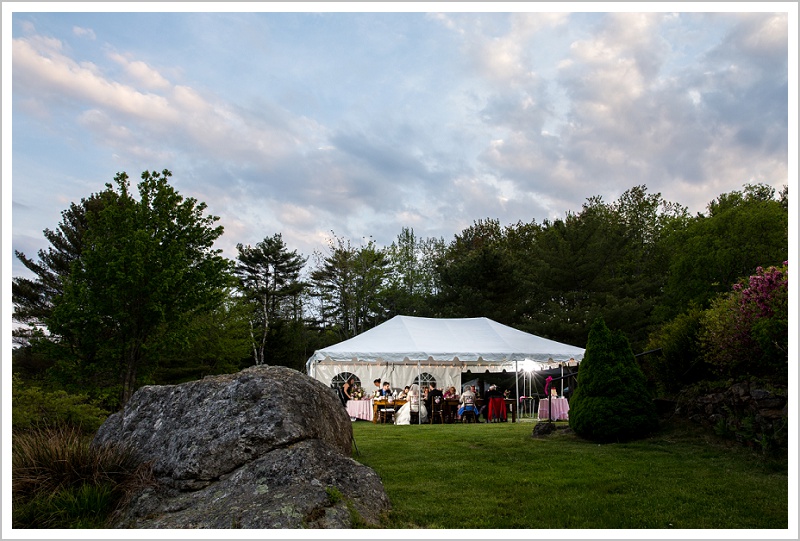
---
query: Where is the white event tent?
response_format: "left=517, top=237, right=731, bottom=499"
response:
left=305, top=315, right=585, bottom=394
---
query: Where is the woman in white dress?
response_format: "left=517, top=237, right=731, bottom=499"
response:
left=394, top=383, right=428, bottom=425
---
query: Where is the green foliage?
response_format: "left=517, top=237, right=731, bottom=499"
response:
left=569, top=318, right=658, bottom=442
left=382, top=227, right=444, bottom=317
left=13, top=177, right=789, bottom=411
left=699, top=262, right=788, bottom=382
left=434, top=218, right=521, bottom=324
left=12, top=194, right=106, bottom=345
left=309, top=233, right=391, bottom=339
left=235, top=233, right=307, bottom=365
left=152, top=295, right=252, bottom=384
left=660, top=184, right=787, bottom=318
left=43, top=170, right=233, bottom=407
left=643, top=306, right=712, bottom=395
left=12, top=424, right=153, bottom=528
left=14, top=483, right=117, bottom=529
left=11, top=375, right=109, bottom=434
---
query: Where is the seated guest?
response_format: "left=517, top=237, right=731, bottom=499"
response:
left=395, top=384, right=428, bottom=424
left=396, top=385, right=410, bottom=400
left=443, top=386, right=458, bottom=400
left=375, top=381, right=395, bottom=421
left=424, top=382, right=444, bottom=412
left=458, top=386, right=480, bottom=421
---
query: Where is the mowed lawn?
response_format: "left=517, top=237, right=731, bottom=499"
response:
left=351, top=418, right=788, bottom=530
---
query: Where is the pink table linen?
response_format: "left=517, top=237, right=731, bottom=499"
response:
left=347, top=399, right=373, bottom=421
left=537, top=397, right=570, bottom=420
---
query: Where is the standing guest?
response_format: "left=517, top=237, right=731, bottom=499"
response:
left=372, top=378, right=382, bottom=398
left=340, top=376, right=355, bottom=406
left=483, top=384, right=506, bottom=422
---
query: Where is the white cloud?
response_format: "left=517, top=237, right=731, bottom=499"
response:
left=107, top=52, right=171, bottom=90
left=72, top=26, right=96, bottom=40
left=9, top=11, right=791, bottom=267
left=13, top=37, right=176, bottom=123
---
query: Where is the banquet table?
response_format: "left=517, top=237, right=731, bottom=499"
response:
left=537, top=397, right=569, bottom=421
left=372, top=399, right=407, bottom=423
left=346, top=399, right=374, bottom=421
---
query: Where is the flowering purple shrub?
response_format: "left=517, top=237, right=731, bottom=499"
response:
left=701, top=262, right=788, bottom=380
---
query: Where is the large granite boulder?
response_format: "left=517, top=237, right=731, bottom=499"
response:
left=93, top=365, right=390, bottom=528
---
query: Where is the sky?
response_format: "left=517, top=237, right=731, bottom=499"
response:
left=2, top=4, right=798, bottom=538
left=3, top=3, right=797, bottom=278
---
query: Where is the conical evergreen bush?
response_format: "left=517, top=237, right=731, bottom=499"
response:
left=568, top=317, right=658, bottom=442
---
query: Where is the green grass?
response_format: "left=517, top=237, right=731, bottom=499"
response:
left=351, top=419, right=788, bottom=529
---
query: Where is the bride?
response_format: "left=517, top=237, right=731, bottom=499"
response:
left=394, top=383, right=428, bottom=425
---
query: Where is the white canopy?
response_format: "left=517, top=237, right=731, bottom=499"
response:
left=306, top=315, right=584, bottom=390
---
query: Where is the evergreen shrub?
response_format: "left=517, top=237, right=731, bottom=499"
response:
left=569, top=317, right=658, bottom=442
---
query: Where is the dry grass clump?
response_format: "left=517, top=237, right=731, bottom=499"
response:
left=12, top=424, right=155, bottom=528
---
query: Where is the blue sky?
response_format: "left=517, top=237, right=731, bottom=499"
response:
left=2, top=5, right=798, bottom=537
left=4, top=4, right=796, bottom=281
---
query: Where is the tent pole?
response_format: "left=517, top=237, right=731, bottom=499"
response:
left=514, top=359, right=519, bottom=422
left=417, top=360, right=421, bottom=425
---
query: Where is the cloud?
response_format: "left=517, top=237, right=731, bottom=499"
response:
left=107, top=52, right=171, bottom=90
left=72, top=26, right=96, bottom=40
left=9, top=12, right=790, bottom=265
left=13, top=37, right=176, bottom=122
left=464, top=12, right=788, bottom=214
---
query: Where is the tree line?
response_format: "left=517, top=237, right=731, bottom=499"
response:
left=12, top=169, right=788, bottom=413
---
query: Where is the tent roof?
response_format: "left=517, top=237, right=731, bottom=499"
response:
left=307, top=315, right=584, bottom=367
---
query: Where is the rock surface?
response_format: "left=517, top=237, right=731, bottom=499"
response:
left=676, top=380, right=788, bottom=451
left=93, top=365, right=390, bottom=528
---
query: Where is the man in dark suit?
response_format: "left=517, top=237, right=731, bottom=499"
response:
left=425, top=382, right=444, bottom=413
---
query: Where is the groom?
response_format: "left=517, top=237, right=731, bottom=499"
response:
left=424, top=382, right=444, bottom=412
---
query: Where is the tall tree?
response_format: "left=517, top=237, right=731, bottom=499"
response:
left=529, top=187, right=687, bottom=352
left=530, top=200, right=622, bottom=346
left=309, top=234, right=390, bottom=339
left=433, top=218, right=520, bottom=324
left=44, top=170, right=232, bottom=407
left=660, top=183, right=788, bottom=318
left=235, top=234, right=307, bottom=365
left=12, top=195, right=105, bottom=345
left=383, top=227, right=443, bottom=317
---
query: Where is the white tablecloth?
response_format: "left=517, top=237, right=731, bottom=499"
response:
left=346, top=399, right=373, bottom=421
left=538, top=397, right=569, bottom=420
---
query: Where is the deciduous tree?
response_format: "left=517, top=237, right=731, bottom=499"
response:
left=45, top=170, right=232, bottom=407
left=660, top=184, right=788, bottom=318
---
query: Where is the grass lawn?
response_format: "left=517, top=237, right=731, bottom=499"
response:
left=351, top=418, right=788, bottom=530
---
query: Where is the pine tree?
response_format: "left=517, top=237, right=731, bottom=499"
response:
left=569, top=317, right=658, bottom=442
